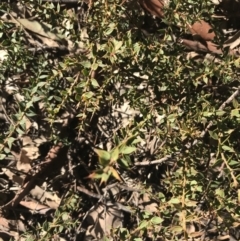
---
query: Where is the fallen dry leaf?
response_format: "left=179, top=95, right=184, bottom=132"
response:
left=84, top=203, right=123, bottom=240
left=20, top=200, right=52, bottom=214
left=188, top=20, right=216, bottom=41
left=30, top=185, right=61, bottom=208
left=17, top=137, right=40, bottom=173
left=224, top=30, right=240, bottom=49
left=9, top=18, right=64, bottom=43
left=1, top=168, right=24, bottom=186
left=0, top=216, right=26, bottom=233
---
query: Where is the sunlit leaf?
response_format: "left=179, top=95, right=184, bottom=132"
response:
left=185, top=199, right=197, bottom=207
left=80, top=60, right=91, bottom=68
left=94, top=148, right=111, bottom=167
left=215, top=188, right=225, bottom=198
left=229, top=160, right=239, bottom=166
left=168, top=198, right=180, bottom=204
left=215, top=110, right=225, bottom=116
left=100, top=172, right=111, bottom=186
left=91, top=78, right=99, bottom=87
left=221, top=145, right=234, bottom=152
left=170, top=225, right=183, bottom=232
left=232, top=98, right=239, bottom=109
left=83, top=91, right=94, bottom=99
left=110, top=147, right=119, bottom=163
left=0, top=154, right=6, bottom=160
left=86, top=171, right=102, bottom=180
left=113, top=40, right=123, bottom=52
left=137, top=220, right=148, bottom=230
left=109, top=166, right=122, bottom=182
left=151, top=217, right=163, bottom=225
left=208, top=130, right=218, bottom=140
left=119, top=158, right=129, bottom=167
left=121, top=146, right=136, bottom=155
left=104, top=23, right=115, bottom=36
left=7, top=137, right=15, bottom=149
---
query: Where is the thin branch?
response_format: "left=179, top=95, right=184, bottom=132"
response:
left=77, top=185, right=101, bottom=199
left=135, top=154, right=175, bottom=166
left=102, top=182, right=141, bottom=193
left=77, top=185, right=133, bottom=213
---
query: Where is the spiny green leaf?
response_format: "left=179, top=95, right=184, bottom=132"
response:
left=94, top=148, right=111, bottom=166
left=86, top=169, right=104, bottom=180
left=119, top=158, right=129, bottom=167
left=110, top=147, right=119, bottom=163
left=121, top=146, right=136, bottom=155
left=109, top=166, right=122, bottom=182
left=100, top=172, right=111, bottom=186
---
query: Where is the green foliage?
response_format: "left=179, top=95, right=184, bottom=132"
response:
left=91, top=136, right=137, bottom=184
left=21, top=193, right=80, bottom=241
left=1, top=0, right=240, bottom=240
